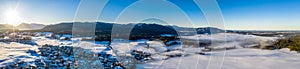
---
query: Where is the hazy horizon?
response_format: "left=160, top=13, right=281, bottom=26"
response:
left=0, top=0, right=300, bottom=30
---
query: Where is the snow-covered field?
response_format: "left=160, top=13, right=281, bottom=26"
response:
left=0, top=42, right=39, bottom=67
left=1, top=33, right=300, bottom=69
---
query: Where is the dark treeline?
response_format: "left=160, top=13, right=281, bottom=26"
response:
left=274, top=34, right=300, bottom=51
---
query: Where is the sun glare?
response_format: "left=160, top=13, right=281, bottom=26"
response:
left=4, top=10, right=22, bottom=26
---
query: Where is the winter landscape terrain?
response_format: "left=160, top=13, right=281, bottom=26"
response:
left=1, top=29, right=300, bottom=69
left=1, top=0, right=300, bottom=69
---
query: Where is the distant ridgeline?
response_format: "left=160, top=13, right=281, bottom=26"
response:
left=0, top=24, right=16, bottom=32
left=40, top=22, right=226, bottom=34
left=0, top=23, right=45, bottom=32
left=17, top=23, right=46, bottom=30
left=1, top=22, right=227, bottom=40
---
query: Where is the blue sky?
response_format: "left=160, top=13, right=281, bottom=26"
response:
left=0, top=0, right=299, bottom=30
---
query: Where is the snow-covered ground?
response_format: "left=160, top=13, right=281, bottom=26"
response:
left=0, top=42, right=39, bottom=66
left=1, top=33, right=300, bottom=69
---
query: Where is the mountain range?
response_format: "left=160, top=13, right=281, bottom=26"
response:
left=40, top=22, right=226, bottom=35
left=1, top=22, right=226, bottom=36
left=16, top=23, right=46, bottom=30
left=0, top=23, right=45, bottom=31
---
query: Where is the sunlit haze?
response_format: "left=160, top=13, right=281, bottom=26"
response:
left=4, top=10, right=23, bottom=26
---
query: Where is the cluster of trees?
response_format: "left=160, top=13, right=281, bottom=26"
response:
left=275, top=35, right=300, bottom=51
